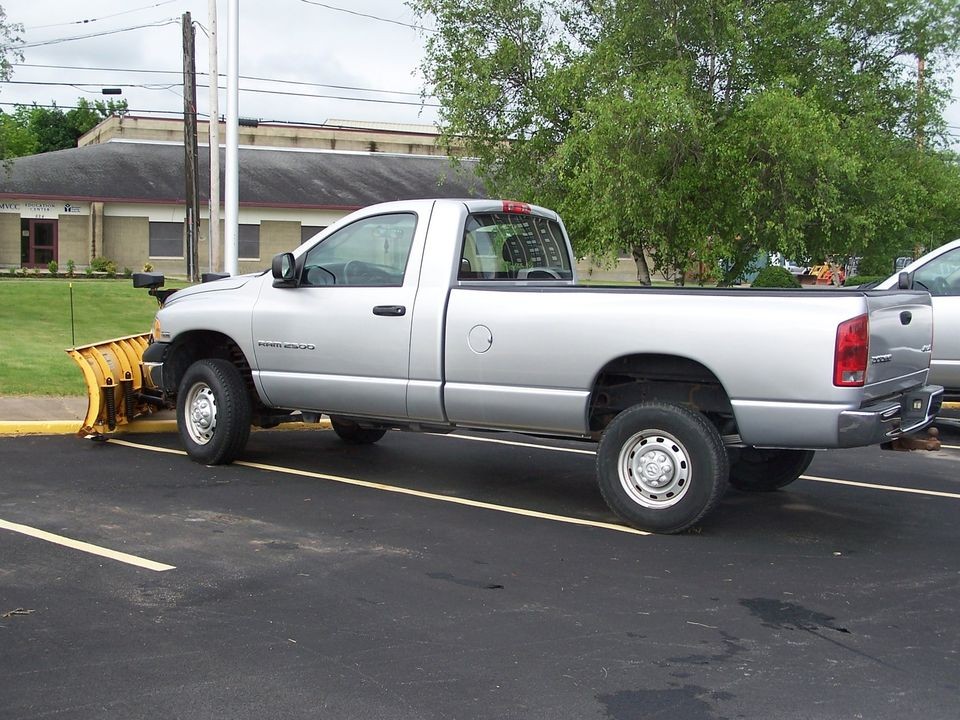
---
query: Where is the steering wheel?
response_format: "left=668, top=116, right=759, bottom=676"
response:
left=343, top=260, right=398, bottom=285
left=915, top=276, right=948, bottom=296
left=521, top=267, right=562, bottom=280
left=305, top=265, right=336, bottom=286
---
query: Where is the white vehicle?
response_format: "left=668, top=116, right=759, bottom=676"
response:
left=877, top=239, right=960, bottom=401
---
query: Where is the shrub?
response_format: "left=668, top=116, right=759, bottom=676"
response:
left=90, top=256, right=117, bottom=272
left=66, top=259, right=76, bottom=277
left=123, top=267, right=133, bottom=278
left=47, top=260, right=59, bottom=275
left=751, top=265, right=802, bottom=288
left=84, top=265, right=94, bottom=277
left=843, top=275, right=885, bottom=287
left=142, top=262, right=154, bottom=272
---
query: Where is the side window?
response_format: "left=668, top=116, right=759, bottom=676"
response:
left=458, top=212, right=573, bottom=281
left=914, top=247, right=960, bottom=297
left=301, top=213, right=416, bottom=287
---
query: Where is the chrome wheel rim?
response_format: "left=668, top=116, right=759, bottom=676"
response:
left=617, top=429, right=691, bottom=508
left=185, top=381, right=218, bottom=445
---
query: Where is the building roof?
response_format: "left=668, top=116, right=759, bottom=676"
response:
left=0, top=140, right=484, bottom=210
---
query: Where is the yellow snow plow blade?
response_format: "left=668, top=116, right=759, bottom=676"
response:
left=67, top=333, right=158, bottom=436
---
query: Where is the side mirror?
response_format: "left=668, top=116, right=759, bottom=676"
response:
left=271, top=252, right=297, bottom=287
left=897, top=271, right=912, bottom=290
left=132, top=271, right=164, bottom=289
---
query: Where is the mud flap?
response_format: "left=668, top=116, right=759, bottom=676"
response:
left=67, top=333, right=158, bottom=436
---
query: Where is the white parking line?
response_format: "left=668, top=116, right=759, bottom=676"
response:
left=0, top=518, right=176, bottom=572
left=107, top=439, right=648, bottom=536
left=799, top=475, right=960, bottom=499
left=434, top=433, right=960, bottom=499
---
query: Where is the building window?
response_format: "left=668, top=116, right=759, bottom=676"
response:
left=300, top=225, right=326, bottom=245
left=239, top=224, right=260, bottom=260
left=149, top=222, right=183, bottom=258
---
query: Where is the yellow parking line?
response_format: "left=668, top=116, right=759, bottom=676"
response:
left=107, top=439, right=647, bottom=536
left=0, top=518, right=176, bottom=572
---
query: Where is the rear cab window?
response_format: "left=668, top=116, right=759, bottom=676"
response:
left=458, top=211, right=573, bottom=281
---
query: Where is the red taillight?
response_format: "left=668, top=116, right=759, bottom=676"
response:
left=502, top=200, right=532, bottom=214
left=834, top=314, right=869, bottom=387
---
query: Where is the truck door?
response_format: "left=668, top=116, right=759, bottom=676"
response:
left=912, top=244, right=960, bottom=393
left=251, top=210, right=425, bottom=419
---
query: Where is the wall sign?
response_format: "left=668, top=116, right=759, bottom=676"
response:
left=0, top=200, right=89, bottom=217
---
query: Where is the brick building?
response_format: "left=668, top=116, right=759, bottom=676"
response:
left=0, top=116, right=481, bottom=276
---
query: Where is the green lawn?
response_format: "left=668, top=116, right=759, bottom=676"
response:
left=0, top=279, right=166, bottom=395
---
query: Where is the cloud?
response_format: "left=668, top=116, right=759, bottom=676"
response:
left=3, top=0, right=438, bottom=127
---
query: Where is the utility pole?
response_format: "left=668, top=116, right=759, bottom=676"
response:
left=916, top=54, right=926, bottom=150
left=182, top=11, right=201, bottom=282
left=208, top=0, right=221, bottom=274
left=224, top=0, right=239, bottom=276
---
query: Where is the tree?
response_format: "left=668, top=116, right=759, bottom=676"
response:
left=412, top=0, right=960, bottom=284
left=0, top=97, right=129, bottom=158
left=0, top=3, right=23, bottom=161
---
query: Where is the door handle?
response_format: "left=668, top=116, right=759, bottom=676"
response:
left=372, top=305, right=406, bottom=317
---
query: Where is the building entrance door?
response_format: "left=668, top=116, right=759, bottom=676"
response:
left=21, top=219, right=58, bottom=267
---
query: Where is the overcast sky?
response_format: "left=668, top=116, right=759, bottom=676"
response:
left=1, top=0, right=958, bottom=145
left=1, top=0, right=440, bottom=129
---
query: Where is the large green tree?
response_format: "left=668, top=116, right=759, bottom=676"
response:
left=0, top=3, right=23, bottom=161
left=0, top=98, right=129, bottom=158
left=412, top=0, right=960, bottom=283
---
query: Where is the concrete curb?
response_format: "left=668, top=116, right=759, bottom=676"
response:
left=0, top=419, right=179, bottom=437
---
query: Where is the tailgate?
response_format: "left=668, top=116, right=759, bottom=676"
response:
left=863, top=290, right=933, bottom=398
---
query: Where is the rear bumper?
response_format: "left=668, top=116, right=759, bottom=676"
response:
left=837, top=385, right=944, bottom=447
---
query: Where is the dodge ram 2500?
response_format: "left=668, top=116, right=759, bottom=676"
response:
left=121, top=199, right=942, bottom=533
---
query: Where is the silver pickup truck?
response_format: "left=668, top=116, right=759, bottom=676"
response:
left=137, top=199, right=943, bottom=533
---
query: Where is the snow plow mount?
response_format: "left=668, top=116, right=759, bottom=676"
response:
left=66, top=333, right=163, bottom=436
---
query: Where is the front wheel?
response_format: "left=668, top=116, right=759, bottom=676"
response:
left=177, top=359, right=251, bottom=465
left=728, top=448, right=815, bottom=492
left=596, top=403, right=729, bottom=534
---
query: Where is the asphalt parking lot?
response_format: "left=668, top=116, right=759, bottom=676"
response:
left=1, top=425, right=959, bottom=720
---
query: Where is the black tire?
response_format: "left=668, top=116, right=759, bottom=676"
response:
left=176, top=358, right=251, bottom=465
left=728, top=448, right=815, bottom=492
left=596, top=402, right=729, bottom=534
left=330, top=417, right=387, bottom=445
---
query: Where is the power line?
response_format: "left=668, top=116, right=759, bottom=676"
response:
left=0, top=102, right=443, bottom=138
left=196, top=83, right=439, bottom=108
left=23, top=1, right=180, bottom=30
left=0, top=79, right=439, bottom=109
left=13, top=19, right=179, bottom=49
left=299, top=0, right=436, bottom=33
left=12, top=63, right=433, bottom=98
left=2, top=80, right=179, bottom=91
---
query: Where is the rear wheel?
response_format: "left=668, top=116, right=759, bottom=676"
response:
left=728, top=448, right=815, bottom=492
left=330, top=417, right=387, bottom=445
left=596, top=402, right=729, bottom=534
left=177, top=359, right=251, bottom=465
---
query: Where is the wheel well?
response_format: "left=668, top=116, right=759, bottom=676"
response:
left=163, top=331, right=256, bottom=402
left=589, top=354, right=735, bottom=434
